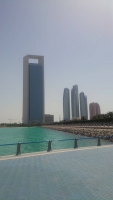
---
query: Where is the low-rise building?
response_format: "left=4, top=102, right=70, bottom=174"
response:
left=45, top=114, right=54, bottom=124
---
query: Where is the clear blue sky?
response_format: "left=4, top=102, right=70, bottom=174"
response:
left=0, top=0, right=113, bottom=123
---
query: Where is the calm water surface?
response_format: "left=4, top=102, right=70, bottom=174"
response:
left=0, top=127, right=112, bottom=156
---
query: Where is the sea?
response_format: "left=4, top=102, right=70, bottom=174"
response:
left=0, top=127, right=112, bottom=156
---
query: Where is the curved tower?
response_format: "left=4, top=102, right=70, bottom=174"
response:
left=71, top=85, right=79, bottom=119
left=63, top=88, right=70, bottom=120
left=80, top=92, right=88, bottom=119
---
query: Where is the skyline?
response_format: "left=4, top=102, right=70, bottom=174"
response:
left=0, top=0, right=113, bottom=123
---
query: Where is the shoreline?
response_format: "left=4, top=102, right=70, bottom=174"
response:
left=43, top=125, right=113, bottom=142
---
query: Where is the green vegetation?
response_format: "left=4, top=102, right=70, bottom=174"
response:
left=92, top=112, right=113, bottom=120
left=0, top=123, right=41, bottom=127
left=1, top=112, right=113, bottom=127
left=49, top=112, right=113, bottom=126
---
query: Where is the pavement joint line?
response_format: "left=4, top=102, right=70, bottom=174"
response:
left=0, top=144, right=113, bottom=161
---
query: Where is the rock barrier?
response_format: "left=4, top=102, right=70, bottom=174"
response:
left=43, top=125, right=113, bottom=142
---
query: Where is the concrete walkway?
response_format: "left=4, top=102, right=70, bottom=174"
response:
left=0, top=145, right=113, bottom=200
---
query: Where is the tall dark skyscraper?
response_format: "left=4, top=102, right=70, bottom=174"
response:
left=23, top=55, right=44, bottom=124
left=63, top=88, right=70, bottom=120
left=71, top=85, right=79, bottom=119
left=80, top=92, right=88, bottom=119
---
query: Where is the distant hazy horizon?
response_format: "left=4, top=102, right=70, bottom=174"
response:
left=0, top=0, right=113, bottom=123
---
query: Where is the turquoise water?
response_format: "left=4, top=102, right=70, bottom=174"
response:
left=0, top=127, right=112, bottom=156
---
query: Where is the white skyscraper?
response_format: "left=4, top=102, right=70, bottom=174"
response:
left=63, top=88, right=70, bottom=120
left=80, top=92, right=88, bottom=119
left=71, top=85, right=79, bottom=119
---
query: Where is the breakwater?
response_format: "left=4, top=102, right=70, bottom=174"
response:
left=43, top=125, right=113, bottom=142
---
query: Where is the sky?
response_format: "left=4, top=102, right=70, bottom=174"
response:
left=0, top=0, right=113, bottom=123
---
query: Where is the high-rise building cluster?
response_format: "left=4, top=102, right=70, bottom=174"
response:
left=22, top=54, right=101, bottom=123
left=63, top=85, right=101, bottom=120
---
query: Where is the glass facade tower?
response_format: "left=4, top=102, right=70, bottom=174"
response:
left=80, top=92, right=88, bottom=119
left=71, top=85, right=79, bottom=119
left=23, top=55, right=44, bottom=124
left=63, top=88, right=70, bottom=120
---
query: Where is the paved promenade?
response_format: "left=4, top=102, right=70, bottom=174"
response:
left=0, top=146, right=113, bottom=200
